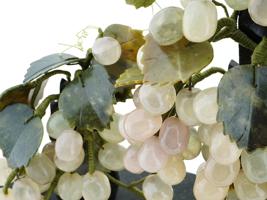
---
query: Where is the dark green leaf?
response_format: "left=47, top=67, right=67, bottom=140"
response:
left=217, top=65, right=267, bottom=150
left=24, top=53, right=78, bottom=83
left=0, top=104, right=43, bottom=168
left=125, top=0, right=155, bottom=8
left=115, top=67, right=143, bottom=88
left=59, top=64, right=114, bottom=132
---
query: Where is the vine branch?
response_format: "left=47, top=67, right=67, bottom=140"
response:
left=44, top=170, right=63, bottom=200
left=212, top=0, right=229, bottom=17
left=3, top=169, right=19, bottom=195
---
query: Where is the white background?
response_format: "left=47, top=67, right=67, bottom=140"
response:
left=0, top=0, right=238, bottom=173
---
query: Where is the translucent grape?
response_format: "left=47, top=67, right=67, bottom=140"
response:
left=136, top=46, right=145, bottom=73
left=92, top=37, right=122, bottom=65
left=98, top=143, right=126, bottom=171
left=47, top=111, right=72, bottom=139
left=209, top=123, right=242, bottom=165
left=248, top=0, right=267, bottom=26
left=13, top=177, right=41, bottom=200
left=143, top=175, right=173, bottom=200
left=204, top=157, right=240, bottom=187
left=58, top=173, right=83, bottom=200
left=0, top=189, right=14, bottom=200
left=82, top=171, right=111, bottom=200
left=234, top=171, right=267, bottom=200
left=158, top=156, right=186, bottom=185
left=201, top=144, right=210, bottom=161
left=175, top=88, right=201, bottom=126
left=183, top=0, right=217, bottom=42
left=118, top=114, right=139, bottom=144
left=25, top=154, right=56, bottom=185
left=99, top=113, right=124, bottom=143
left=225, top=0, right=249, bottom=10
left=138, top=84, right=176, bottom=116
left=193, top=165, right=229, bottom=200
left=197, top=124, right=214, bottom=146
left=149, top=7, right=184, bottom=46
left=123, top=108, right=162, bottom=142
left=123, top=145, right=144, bottom=174
left=41, top=142, right=55, bottom=162
left=54, top=149, right=85, bottom=172
left=55, top=130, right=83, bottom=162
left=182, top=128, right=201, bottom=160
left=241, top=148, right=267, bottom=184
left=0, top=158, right=12, bottom=186
left=159, top=117, right=189, bottom=155
left=133, top=86, right=142, bottom=108
left=193, top=87, right=218, bottom=125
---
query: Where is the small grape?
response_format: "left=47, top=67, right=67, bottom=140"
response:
left=25, top=154, right=56, bottom=185
left=197, top=124, right=214, bottom=146
left=138, top=84, right=176, bottom=116
left=55, top=130, right=83, bottom=162
left=193, top=87, right=218, bottom=125
left=47, top=111, right=72, bottom=139
left=13, top=177, right=41, bottom=200
left=99, top=113, right=124, bottom=144
left=92, top=37, right=122, bottom=65
left=149, top=7, right=184, bottom=46
left=175, top=88, right=201, bottom=126
left=225, top=0, right=249, bottom=10
left=133, top=86, right=142, bottom=108
left=0, top=189, right=14, bottom=200
left=248, top=0, right=267, bottom=26
left=82, top=171, right=111, bottom=200
left=138, top=136, right=169, bottom=173
left=159, top=117, right=189, bottom=155
left=41, top=142, right=55, bottom=162
left=57, top=173, right=83, bottom=200
left=143, top=175, right=173, bottom=200
left=182, top=128, right=201, bottom=160
left=54, top=149, right=85, bottom=172
left=158, top=156, right=186, bottom=186
left=0, top=158, right=12, bottom=186
left=123, top=145, right=144, bottom=174
left=136, top=46, right=145, bottom=73
left=201, top=144, right=210, bottom=161
left=98, top=143, right=126, bottom=171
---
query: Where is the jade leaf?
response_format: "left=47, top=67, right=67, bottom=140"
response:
left=24, top=53, right=78, bottom=83
left=217, top=65, right=267, bottom=150
left=58, top=64, right=114, bottom=132
left=125, top=0, right=155, bottom=8
left=0, top=103, right=43, bottom=168
left=115, top=67, right=143, bottom=88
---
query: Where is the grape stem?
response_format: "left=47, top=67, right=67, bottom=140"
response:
left=44, top=170, right=63, bottom=200
left=128, top=177, right=146, bottom=187
left=3, top=168, right=19, bottom=195
left=86, top=133, right=96, bottom=174
left=212, top=0, right=229, bottom=17
left=106, top=173, right=145, bottom=199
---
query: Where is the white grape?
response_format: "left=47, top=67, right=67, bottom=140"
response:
left=123, top=145, right=144, bottom=174
left=25, top=154, right=56, bottom=185
left=0, top=189, right=14, bottom=200
left=82, top=171, right=111, bottom=200
left=175, top=88, right=201, bottom=126
left=248, top=0, right=267, bottom=26
left=92, top=37, right=121, bottom=65
left=98, top=143, right=126, bottom=171
left=47, top=111, right=72, bottom=139
left=136, top=46, right=145, bottom=73
left=58, top=173, right=83, bottom=200
left=225, top=0, right=249, bottom=10
left=158, top=156, right=186, bottom=186
left=182, top=128, right=201, bottom=160
left=143, top=175, right=173, bottom=200
left=0, top=158, right=12, bottom=186
left=149, top=7, right=184, bottom=46
left=55, top=130, right=83, bottom=162
left=118, top=114, right=139, bottom=144
left=13, top=177, right=41, bottom=200
left=138, top=84, right=176, bottom=116
left=193, top=87, right=218, bottom=125
left=133, top=86, right=142, bottom=108
left=197, top=124, right=214, bottom=146
left=41, top=142, right=55, bottom=162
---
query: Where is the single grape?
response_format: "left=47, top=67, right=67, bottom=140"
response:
left=99, top=113, right=124, bottom=144
left=157, top=156, right=186, bottom=185
left=133, top=86, right=142, bottom=108
left=57, top=173, right=83, bottom=200
left=204, top=157, right=240, bottom=187
left=241, top=148, right=267, bottom=184
left=234, top=171, right=267, bottom=200
left=143, top=175, right=173, bottom=200
left=98, top=143, right=126, bottom=171
left=248, top=0, right=267, bottom=26
left=193, top=87, right=218, bottom=125
left=175, top=88, right=201, bottom=126
left=54, top=148, right=85, bottom=172
left=123, top=145, right=144, bottom=174
left=209, top=123, right=242, bottom=165
left=25, top=154, right=56, bottom=185
left=136, top=46, right=145, bottom=73
left=13, top=177, right=41, bottom=200
left=0, top=158, right=12, bottom=186
left=0, top=189, right=14, bottom=200
left=201, top=144, right=210, bottom=161
left=82, top=171, right=111, bottom=200
left=92, top=37, right=122, bottom=65
left=138, top=84, right=176, bottom=116
left=55, top=130, right=83, bottom=162
left=183, top=0, right=217, bottom=42
left=159, top=117, right=189, bottom=155
left=225, top=0, right=249, bottom=10
left=47, top=111, right=72, bottom=139
left=41, top=142, right=55, bottom=162
left=197, top=124, right=214, bottom=146
left=138, top=136, right=169, bottom=173
left=182, top=128, right=201, bottom=160
left=149, top=6, right=184, bottom=46
left=123, top=108, right=162, bottom=142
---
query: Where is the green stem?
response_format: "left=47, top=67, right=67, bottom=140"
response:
left=30, top=83, right=42, bottom=107
left=34, top=94, right=60, bottom=118
left=230, top=29, right=257, bottom=51
left=231, top=11, right=239, bottom=21
left=212, top=0, right=229, bottom=17
left=128, top=177, right=146, bottom=187
left=3, top=169, right=19, bottom=195
left=44, top=170, right=63, bottom=200
left=86, top=133, right=95, bottom=175
left=252, top=37, right=267, bottom=65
